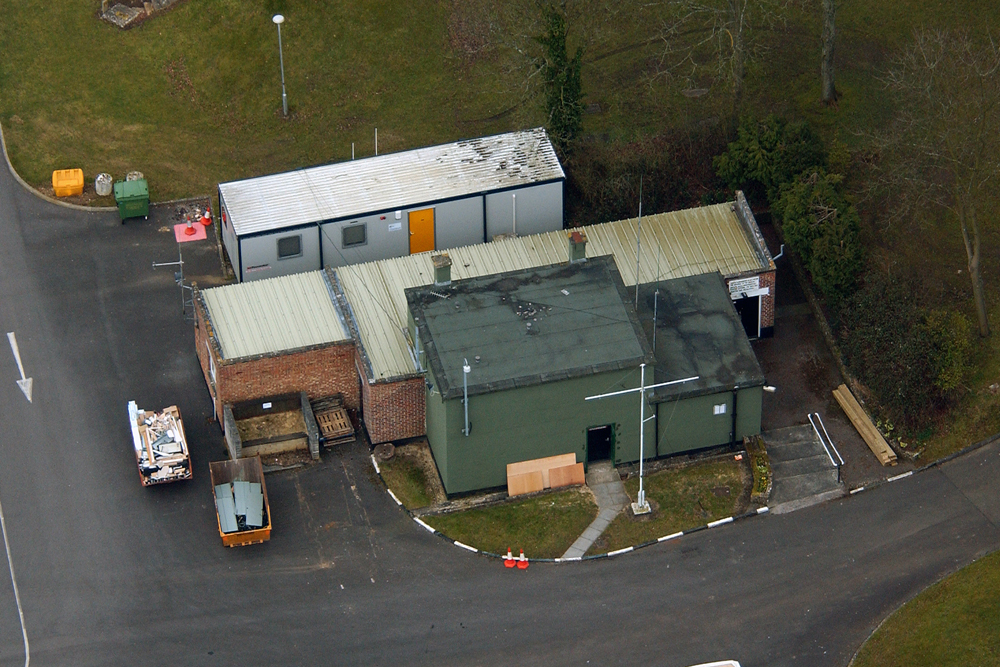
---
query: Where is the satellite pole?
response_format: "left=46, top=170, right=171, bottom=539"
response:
left=586, top=368, right=698, bottom=514
left=634, top=176, right=643, bottom=308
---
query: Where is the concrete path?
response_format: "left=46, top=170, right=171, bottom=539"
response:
left=766, top=424, right=845, bottom=513
left=562, top=460, right=629, bottom=558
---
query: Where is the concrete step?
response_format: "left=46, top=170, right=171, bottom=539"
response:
left=767, top=439, right=826, bottom=463
left=772, top=454, right=835, bottom=478
left=763, top=425, right=818, bottom=449
left=771, top=469, right=842, bottom=506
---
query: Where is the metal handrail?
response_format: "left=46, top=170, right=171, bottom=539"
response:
left=813, top=412, right=844, bottom=465
left=808, top=412, right=844, bottom=482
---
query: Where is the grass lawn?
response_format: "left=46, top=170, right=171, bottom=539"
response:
left=424, top=488, right=598, bottom=559
left=587, top=458, right=745, bottom=555
left=377, top=446, right=437, bottom=510
left=852, top=549, right=1000, bottom=667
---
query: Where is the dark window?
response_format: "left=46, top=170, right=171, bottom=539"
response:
left=343, top=223, right=367, bottom=248
left=277, top=234, right=302, bottom=259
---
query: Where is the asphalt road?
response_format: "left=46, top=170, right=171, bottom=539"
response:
left=0, top=154, right=998, bottom=667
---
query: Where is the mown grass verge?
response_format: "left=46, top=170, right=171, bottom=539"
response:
left=424, top=488, right=598, bottom=559
left=377, top=447, right=436, bottom=511
left=587, top=458, right=745, bottom=555
left=852, top=549, right=1000, bottom=667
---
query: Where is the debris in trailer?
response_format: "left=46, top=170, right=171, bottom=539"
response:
left=213, top=481, right=267, bottom=533
left=128, top=401, right=193, bottom=486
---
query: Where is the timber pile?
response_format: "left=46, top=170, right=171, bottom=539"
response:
left=832, top=384, right=897, bottom=466
left=507, top=453, right=585, bottom=496
left=128, top=401, right=193, bottom=485
left=311, top=395, right=355, bottom=446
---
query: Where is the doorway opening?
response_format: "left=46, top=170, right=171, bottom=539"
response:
left=733, top=295, right=760, bottom=339
left=587, top=424, right=614, bottom=463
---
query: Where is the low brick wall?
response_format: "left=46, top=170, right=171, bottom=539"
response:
left=362, top=375, right=426, bottom=445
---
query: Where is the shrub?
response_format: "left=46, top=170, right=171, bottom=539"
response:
left=923, top=309, right=972, bottom=394
left=839, top=275, right=972, bottom=427
left=776, top=169, right=864, bottom=304
left=839, top=277, right=933, bottom=426
left=714, top=114, right=827, bottom=206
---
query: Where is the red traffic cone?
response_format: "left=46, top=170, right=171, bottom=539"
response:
left=184, top=215, right=197, bottom=236
left=504, top=547, right=516, bottom=568
left=516, top=549, right=529, bottom=570
left=200, top=206, right=213, bottom=226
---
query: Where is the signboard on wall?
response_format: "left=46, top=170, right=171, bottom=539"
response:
left=728, top=276, right=760, bottom=295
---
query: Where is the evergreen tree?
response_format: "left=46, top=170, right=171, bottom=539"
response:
left=537, top=6, right=584, bottom=154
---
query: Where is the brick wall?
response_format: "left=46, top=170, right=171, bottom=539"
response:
left=361, top=374, right=426, bottom=445
left=724, top=268, right=776, bottom=338
left=194, top=294, right=360, bottom=424
left=759, top=269, right=775, bottom=331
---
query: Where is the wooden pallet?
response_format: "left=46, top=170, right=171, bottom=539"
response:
left=832, top=384, right=897, bottom=466
left=315, top=407, right=354, bottom=445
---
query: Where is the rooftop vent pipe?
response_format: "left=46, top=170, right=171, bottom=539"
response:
left=432, top=253, right=452, bottom=285
left=568, top=230, right=588, bottom=263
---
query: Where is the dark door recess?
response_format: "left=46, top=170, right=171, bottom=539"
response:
left=587, top=425, right=614, bottom=462
left=733, top=295, right=760, bottom=339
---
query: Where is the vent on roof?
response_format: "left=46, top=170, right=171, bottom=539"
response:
left=433, top=253, right=452, bottom=285
left=568, top=230, right=588, bottom=263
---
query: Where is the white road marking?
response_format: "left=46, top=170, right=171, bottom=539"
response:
left=0, top=488, right=29, bottom=666
left=5, top=333, right=32, bottom=403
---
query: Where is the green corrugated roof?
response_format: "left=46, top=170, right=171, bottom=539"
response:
left=638, top=273, right=765, bottom=400
left=408, top=256, right=654, bottom=400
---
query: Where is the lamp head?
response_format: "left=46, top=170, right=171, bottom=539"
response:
left=272, top=14, right=284, bottom=24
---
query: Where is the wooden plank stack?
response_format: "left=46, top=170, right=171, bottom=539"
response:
left=832, top=384, right=897, bottom=466
left=506, top=453, right=585, bottom=497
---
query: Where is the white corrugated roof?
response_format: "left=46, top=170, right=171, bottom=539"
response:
left=202, top=271, right=350, bottom=360
left=337, top=199, right=771, bottom=382
left=219, top=128, right=564, bottom=236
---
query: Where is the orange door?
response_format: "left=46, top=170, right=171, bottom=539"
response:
left=409, top=208, right=435, bottom=254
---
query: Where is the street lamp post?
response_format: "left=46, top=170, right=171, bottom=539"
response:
left=272, top=14, right=288, bottom=117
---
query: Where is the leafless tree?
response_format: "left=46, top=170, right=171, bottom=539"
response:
left=649, top=0, right=786, bottom=113
left=873, top=29, right=1000, bottom=337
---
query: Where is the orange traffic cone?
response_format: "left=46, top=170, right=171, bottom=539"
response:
left=516, top=549, right=529, bottom=570
left=184, top=215, right=197, bottom=236
left=200, top=206, right=212, bottom=226
left=504, top=547, right=516, bottom=568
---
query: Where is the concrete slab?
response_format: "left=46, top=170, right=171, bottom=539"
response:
left=561, top=462, right=629, bottom=559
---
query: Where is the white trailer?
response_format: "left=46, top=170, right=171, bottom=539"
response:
left=218, top=128, right=565, bottom=282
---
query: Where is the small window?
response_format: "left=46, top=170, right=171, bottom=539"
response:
left=277, top=234, right=302, bottom=259
left=713, top=403, right=727, bottom=415
left=342, top=223, right=367, bottom=248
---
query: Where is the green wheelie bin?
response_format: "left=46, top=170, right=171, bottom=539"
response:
left=114, top=178, right=149, bottom=223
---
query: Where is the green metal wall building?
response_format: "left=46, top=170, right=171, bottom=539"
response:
left=408, top=256, right=765, bottom=496
left=637, top=274, right=765, bottom=457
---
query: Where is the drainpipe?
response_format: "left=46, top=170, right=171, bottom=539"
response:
left=463, top=358, right=471, bottom=436
left=512, top=193, right=517, bottom=237
left=730, top=385, right=739, bottom=446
